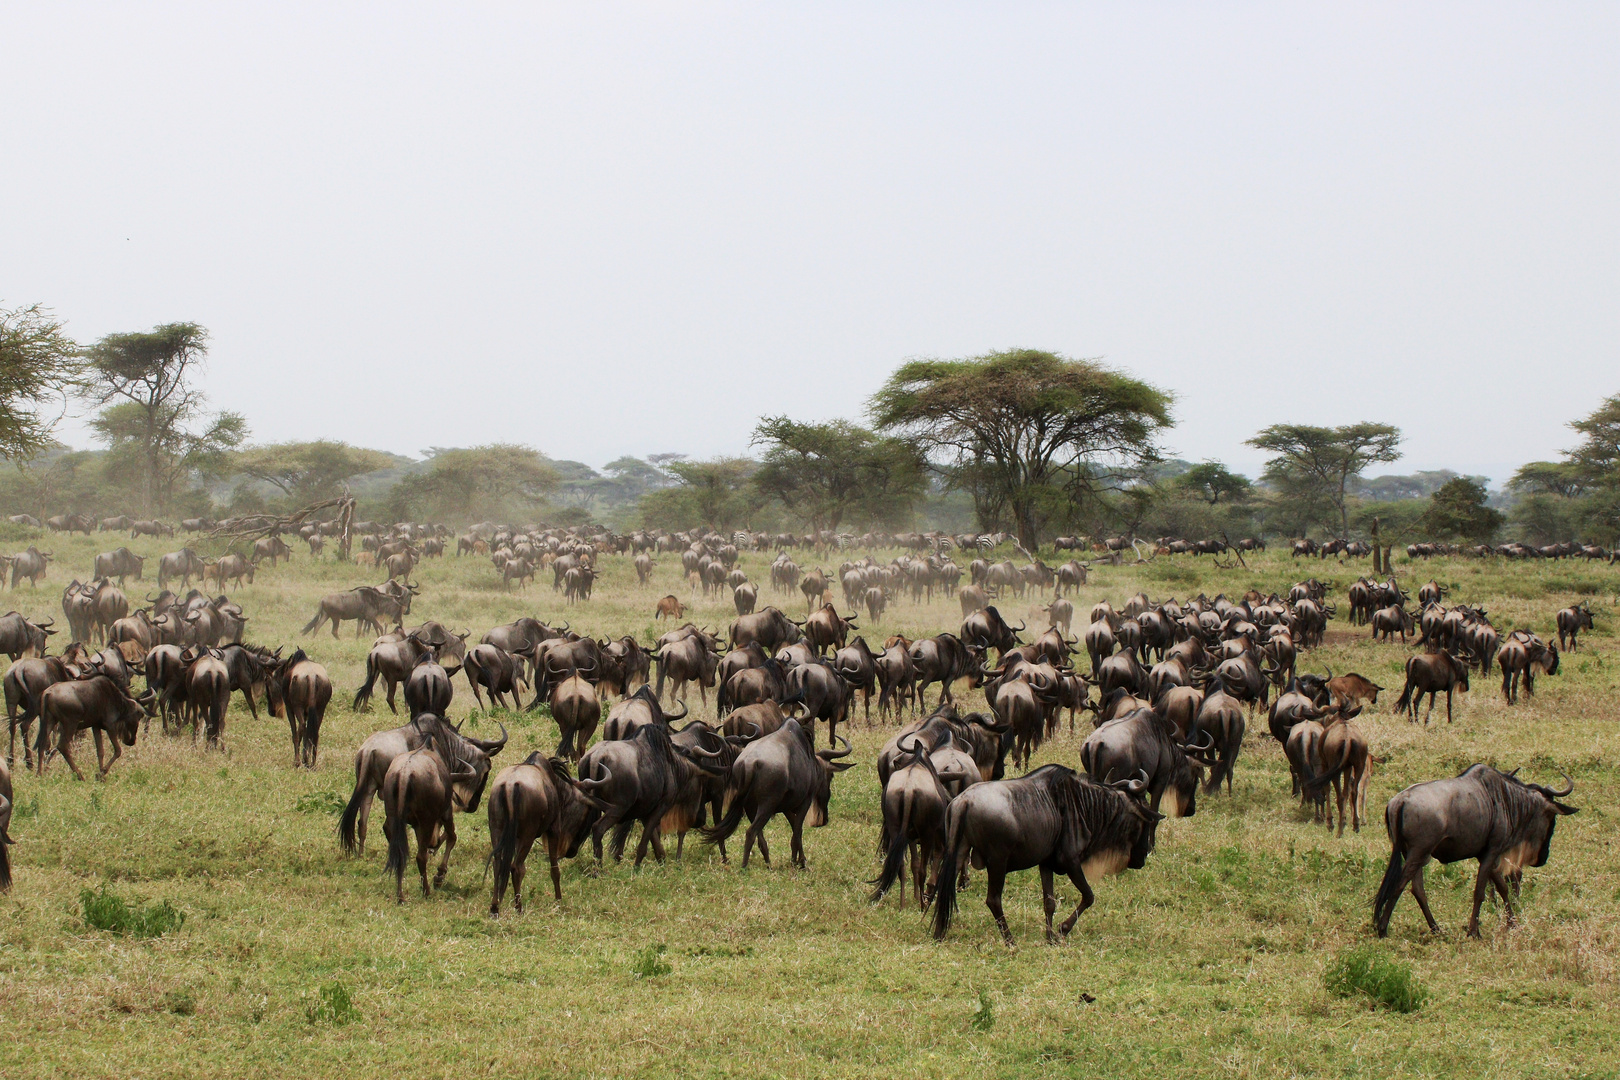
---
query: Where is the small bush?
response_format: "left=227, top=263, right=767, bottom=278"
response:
left=1324, top=945, right=1427, bottom=1013
left=307, top=981, right=360, bottom=1025
left=969, top=989, right=995, bottom=1031
left=79, top=886, right=186, bottom=938
left=631, top=943, right=672, bottom=978
left=295, top=791, right=347, bottom=815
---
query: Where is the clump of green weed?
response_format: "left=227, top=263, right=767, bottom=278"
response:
left=164, top=989, right=197, bottom=1016
left=1324, top=945, right=1427, bottom=1012
left=79, top=885, right=186, bottom=938
left=631, top=943, right=672, bottom=978
left=295, top=791, right=347, bottom=814
left=306, top=981, right=360, bottom=1025
left=969, top=989, right=995, bottom=1031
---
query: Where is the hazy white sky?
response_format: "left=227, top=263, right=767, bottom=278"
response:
left=4, top=3, right=1614, bottom=482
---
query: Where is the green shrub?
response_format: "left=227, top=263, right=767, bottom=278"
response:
left=164, top=989, right=197, bottom=1016
left=631, top=943, right=672, bottom=978
left=79, top=885, right=186, bottom=938
left=294, top=791, right=347, bottom=815
left=969, top=989, right=995, bottom=1031
left=1324, top=945, right=1427, bottom=1012
left=307, top=981, right=360, bottom=1025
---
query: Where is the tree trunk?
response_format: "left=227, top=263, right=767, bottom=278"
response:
left=1371, top=517, right=1383, bottom=573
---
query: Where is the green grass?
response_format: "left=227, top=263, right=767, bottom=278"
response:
left=1325, top=944, right=1428, bottom=1012
left=79, top=884, right=187, bottom=937
left=1, top=532, right=1618, bottom=1077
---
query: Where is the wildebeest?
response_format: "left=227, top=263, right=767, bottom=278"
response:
left=337, top=715, right=506, bottom=855
left=381, top=721, right=481, bottom=902
left=652, top=631, right=717, bottom=706
left=1081, top=709, right=1210, bottom=817
left=550, top=674, right=601, bottom=760
left=354, top=630, right=444, bottom=714
left=9, top=547, right=52, bottom=588
left=931, top=766, right=1159, bottom=946
left=92, top=547, right=145, bottom=585
left=729, top=607, right=802, bottom=654
left=1393, top=650, right=1470, bottom=724
left=1305, top=705, right=1370, bottom=836
left=265, top=649, right=332, bottom=768
left=701, top=719, right=854, bottom=867
left=462, top=642, right=531, bottom=711
left=301, top=584, right=415, bottom=638
left=35, top=674, right=149, bottom=779
left=1374, top=765, right=1577, bottom=938
left=1496, top=635, right=1558, bottom=704
left=1326, top=672, right=1383, bottom=710
left=869, top=737, right=952, bottom=909
left=0, top=611, right=55, bottom=662
left=875, top=636, right=917, bottom=719
left=1555, top=602, right=1593, bottom=651
left=961, top=606, right=1023, bottom=663
left=576, top=723, right=724, bottom=866
left=909, top=634, right=984, bottom=708
left=5, top=644, right=87, bottom=767
left=486, top=754, right=607, bottom=912
left=654, top=595, right=685, bottom=620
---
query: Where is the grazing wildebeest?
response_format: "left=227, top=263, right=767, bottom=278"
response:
left=1393, top=650, right=1470, bottom=724
left=1081, top=709, right=1211, bottom=817
left=1325, top=672, right=1383, bottom=711
left=6, top=647, right=86, bottom=767
left=1374, top=765, right=1576, bottom=938
left=931, top=766, right=1159, bottom=946
left=729, top=607, right=802, bottom=654
left=655, top=594, right=685, bottom=621
left=302, top=584, right=414, bottom=638
left=462, top=642, right=531, bottom=711
left=337, top=715, right=506, bottom=855
left=35, top=674, right=149, bottom=779
left=700, top=720, right=854, bottom=868
left=265, top=649, right=332, bottom=768
left=92, top=547, right=145, bottom=585
left=575, top=723, right=723, bottom=867
left=909, top=634, right=984, bottom=708
left=0, top=611, right=54, bottom=663
left=1555, top=602, right=1593, bottom=651
left=486, top=754, right=607, bottom=912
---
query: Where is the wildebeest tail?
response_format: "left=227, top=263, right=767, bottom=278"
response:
left=383, top=774, right=412, bottom=881
left=1393, top=662, right=1415, bottom=715
left=337, top=761, right=369, bottom=853
left=1373, top=801, right=1406, bottom=935
left=352, top=654, right=379, bottom=710
left=931, top=803, right=967, bottom=940
left=700, top=782, right=748, bottom=847
left=1305, top=740, right=1352, bottom=793
left=489, top=782, right=520, bottom=901
left=868, top=804, right=911, bottom=904
left=300, top=605, right=326, bottom=635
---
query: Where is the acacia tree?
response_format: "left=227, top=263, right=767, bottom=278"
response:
left=387, top=445, right=558, bottom=522
left=81, top=323, right=247, bottom=512
left=1178, top=461, right=1252, bottom=506
left=234, top=441, right=398, bottom=506
left=1246, top=422, right=1402, bottom=537
left=1421, top=477, right=1504, bottom=543
left=751, top=416, right=926, bottom=533
left=1511, top=395, right=1620, bottom=542
left=0, top=304, right=81, bottom=459
left=869, top=349, right=1173, bottom=550
left=663, top=458, right=760, bottom=534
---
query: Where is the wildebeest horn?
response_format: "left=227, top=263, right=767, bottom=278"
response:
left=663, top=700, right=688, bottom=723
left=817, top=734, right=853, bottom=760
left=686, top=742, right=725, bottom=760
left=726, top=721, right=763, bottom=745
left=466, top=722, right=508, bottom=755
left=1111, top=769, right=1150, bottom=794
left=1542, top=768, right=1574, bottom=798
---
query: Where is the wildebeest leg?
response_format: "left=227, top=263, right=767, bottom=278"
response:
left=546, top=834, right=567, bottom=902
left=415, top=823, right=433, bottom=897
left=1488, top=862, right=1516, bottom=928
left=911, top=841, right=926, bottom=910
left=632, top=821, right=656, bottom=867
left=787, top=806, right=808, bottom=868
left=56, top=726, right=86, bottom=780
left=1408, top=867, right=1441, bottom=934
left=984, top=864, right=1014, bottom=947
left=384, top=677, right=399, bottom=715
left=1040, top=866, right=1059, bottom=943
left=1423, top=692, right=1435, bottom=725
left=1445, top=688, right=1454, bottom=724
left=433, top=817, right=456, bottom=888
left=1466, top=860, right=1495, bottom=938
left=1058, top=869, right=1095, bottom=936
left=590, top=812, right=617, bottom=862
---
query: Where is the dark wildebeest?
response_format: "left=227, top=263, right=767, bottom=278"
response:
left=1305, top=705, right=1370, bottom=837
left=576, top=723, right=724, bottom=867
left=1195, top=676, right=1245, bottom=794
left=462, top=643, right=532, bottom=711
left=353, top=630, right=444, bottom=714
left=550, top=674, right=601, bottom=760
left=1081, top=709, right=1211, bottom=817
left=875, top=636, right=917, bottom=719
left=909, top=634, right=984, bottom=709
left=0, top=611, right=55, bottom=663
left=1374, top=765, right=1577, bottom=938
left=486, top=754, right=607, bottom=912
left=700, top=720, right=854, bottom=868
left=337, top=716, right=506, bottom=855
left=931, top=766, right=1160, bottom=946
left=1555, top=602, right=1594, bottom=651
left=832, top=637, right=880, bottom=722
left=35, top=674, right=149, bottom=779
left=92, top=547, right=145, bottom=586
left=5, top=645, right=86, bottom=767
left=960, top=606, right=1023, bottom=663
left=381, top=722, right=482, bottom=902
left=302, top=584, right=414, bottom=638
left=1496, top=636, right=1559, bottom=704
left=869, top=737, right=952, bottom=909
left=209, top=553, right=255, bottom=589
left=265, top=649, right=332, bottom=768
left=1393, top=651, right=1471, bottom=724
left=729, top=607, right=802, bottom=654
left=652, top=632, right=717, bottom=706
left=803, top=603, right=856, bottom=656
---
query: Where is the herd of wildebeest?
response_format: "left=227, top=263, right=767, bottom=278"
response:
left=0, top=513, right=1604, bottom=946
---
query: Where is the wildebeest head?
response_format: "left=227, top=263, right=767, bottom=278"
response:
left=1523, top=769, right=1578, bottom=867
left=809, top=729, right=856, bottom=826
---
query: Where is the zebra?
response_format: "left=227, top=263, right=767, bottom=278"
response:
left=733, top=531, right=752, bottom=549
left=976, top=535, right=995, bottom=553
left=835, top=533, right=856, bottom=551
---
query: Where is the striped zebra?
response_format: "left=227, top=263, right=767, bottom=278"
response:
left=732, top=531, right=752, bottom=549
left=932, top=535, right=954, bottom=554
left=976, top=535, right=995, bottom=553
left=835, top=533, right=856, bottom=551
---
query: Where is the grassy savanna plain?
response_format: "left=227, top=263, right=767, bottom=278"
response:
left=1, top=525, right=1618, bottom=1079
